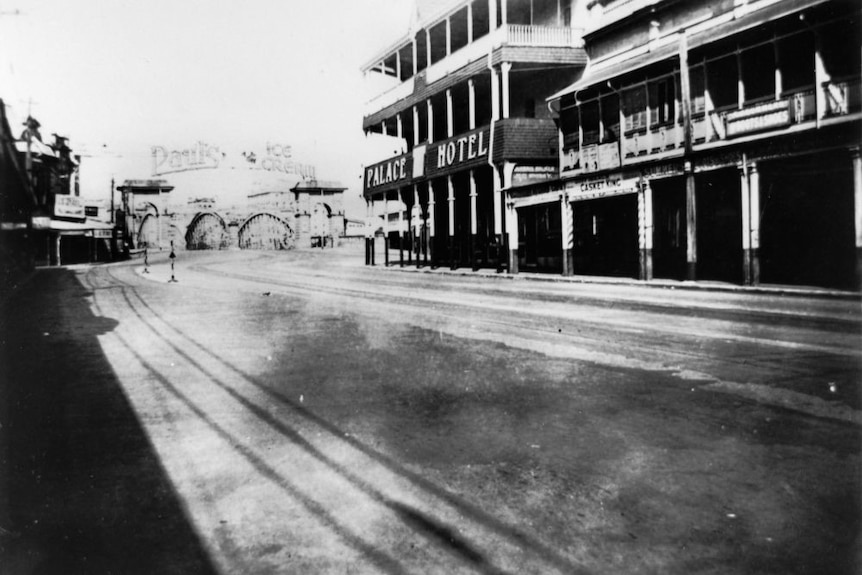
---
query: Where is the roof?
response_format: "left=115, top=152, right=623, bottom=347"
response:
left=292, top=179, right=346, bottom=192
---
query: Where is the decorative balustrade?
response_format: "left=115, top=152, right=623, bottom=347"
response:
left=504, top=25, right=583, bottom=47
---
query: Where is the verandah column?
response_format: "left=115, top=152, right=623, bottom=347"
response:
left=428, top=184, right=436, bottom=268
left=853, top=147, right=862, bottom=289
left=638, top=180, right=654, bottom=281
left=470, top=170, right=478, bottom=270
left=448, top=175, right=456, bottom=270
left=383, top=192, right=390, bottom=266
left=365, top=198, right=372, bottom=265
left=415, top=186, right=422, bottom=268
left=398, top=189, right=406, bottom=267
left=506, top=201, right=519, bottom=274
left=749, top=163, right=761, bottom=285
left=561, top=194, right=574, bottom=276
left=740, top=163, right=752, bottom=285
left=493, top=166, right=504, bottom=272
left=686, top=169, right=697, bottom=281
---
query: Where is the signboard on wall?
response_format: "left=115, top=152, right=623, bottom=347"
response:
left=561, top=142, right=621, bottom=177
left=565, top=174, right=640, bottom=201
left=54, top=195, right=85, bottom=220
left=725, top=100, right=791, bottom=138
left=512, top=165, right=557, bottom=187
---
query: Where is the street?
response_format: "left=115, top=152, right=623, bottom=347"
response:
left=1, top=245, right=860, bottom=574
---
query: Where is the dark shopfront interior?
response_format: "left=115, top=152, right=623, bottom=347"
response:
left=518, top=203, right=562, bottom=273
left=651, top=170, right=743, bottom=284
left=572, top=194, right=638, bottom=278
left=759, top=152, right=856, bottom=290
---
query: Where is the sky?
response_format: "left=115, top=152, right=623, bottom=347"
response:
left=0, top=0, right=417, bottom=215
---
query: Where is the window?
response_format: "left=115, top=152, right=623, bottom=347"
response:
left=741, top=43, right=775, bottom=102
left=601, top=94, right=620, bottom=142
left=649, top=76, right=676, bottom=126
left=778, top=32, right=814, bottom=92
left=560, top=100, right=580, bottom=147
left=689, top=64, right=706, bottom=115
left=707, top=54, right=738, bottom=110
left=580, top=100, right=600, bottom=145
left=622, top=86, right=647, bottom=133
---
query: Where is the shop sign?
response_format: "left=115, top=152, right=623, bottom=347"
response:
left=152, top=141, right=221, bottom=176
left=725, top=100, right=791, bottom=138
left=566, top=174, right=640, bottom=201
left=54, top=195, right=85, bottom=219
left=364, top=154, right=412, bottom=192
left=428, top=127, right=489, bottom=175
left=512, top=165, right=556, bottom=187
left=641, top=161, right=685, bottom=179
left=562, top=142, right=621, bottom=175
left=91, top=229, right=114, bottom=239
left=562, top=146, right=580, bottom=173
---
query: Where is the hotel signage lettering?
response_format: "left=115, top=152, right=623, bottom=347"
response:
left=54, top=195, right=85, bottom=220
left=365, top=156, right=410, bottom=191
left=725, top=100, right=791, bottom=138
left=152, top=141, right=221, bottom=176
left=428, top=128, right=490, bottom=176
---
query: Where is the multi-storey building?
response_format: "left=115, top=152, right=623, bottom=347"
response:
left=511, top=0, right=860, bottom=290
left=361, top=0, right=588, bottom=271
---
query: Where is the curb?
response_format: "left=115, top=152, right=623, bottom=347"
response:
left=373, top=263, right=861, bottom=301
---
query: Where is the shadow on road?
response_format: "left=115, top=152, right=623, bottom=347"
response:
left=0, top=269, right=217, bottom=575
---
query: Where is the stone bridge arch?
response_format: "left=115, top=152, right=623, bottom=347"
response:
left=185, top=212, right=230, bottom=250
left=238, top=212, right=294, bottom=250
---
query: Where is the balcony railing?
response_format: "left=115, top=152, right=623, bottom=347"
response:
left=502, top=25, right=584, bottom=47
left=622, top=122, right=684, bottom=159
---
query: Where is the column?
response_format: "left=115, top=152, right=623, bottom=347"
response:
left=562, top=195, right=574, bottom=276
left=428, top=184, right=437, bottom=268
left=470, top=170, right=478, bottom=270
left=468, top=78, right=476, bottom=130
left=490, top=67, right=500, bottom=122
left=398, top=190, right=405, bottom=267
left=396, top=113, right=403, bottom=141
left=501, top=62, right=512, bottom=119
left=814, top=31, right=829, bottom=121
left=412, top=37, right=418, bottom=76
left=448, top=176, right=456, bottom=270
left=365, top=198, right=371, bottom=265
left=507, top=202, right=519, bottom=274
left=639, top=180, right=654, bottom=281
left=415, top=186, right=422, bottom=268
left=740, top=164, right=752, bottom=285
left=413, top=106, right=420, bottom=146
left=383, top=192, right=390, bottom=266
left=406, top=189, right=414, bottom=266
left=686, top=171, right=697, bottom=280
left=446, top=88, right=454, bottom=138
left=749, top=163, right=761, bottom=285
left=446, top=17, right=452, bottom=56
left=493, top=166, right=504, bottom=271
left=467, top=2, right=473, bottom=43
left=427, top=99, right=434, bottom=143
left=853, top=148, right=862, bottom=289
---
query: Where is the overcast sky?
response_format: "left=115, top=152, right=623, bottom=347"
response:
left=0, top=0, right=415, bottom=214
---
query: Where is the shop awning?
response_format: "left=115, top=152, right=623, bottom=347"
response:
left=32, top=217, right=114, bottom=232
left=548, top=0, right=830, bottom=102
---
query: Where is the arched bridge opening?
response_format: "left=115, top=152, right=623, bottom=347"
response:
left=238, top=213, right=294, bottom=250
left=186, top=212, right=230, bottom=250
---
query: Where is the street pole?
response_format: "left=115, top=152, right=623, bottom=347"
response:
left=168, top=241, right=178, bottom=283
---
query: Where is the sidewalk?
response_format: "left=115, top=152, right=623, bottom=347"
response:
left=372, top=253, right=862, bottom=300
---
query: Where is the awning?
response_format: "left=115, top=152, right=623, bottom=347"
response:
left=548, top=0, right=829, bottom=102
left=32, top=217, right=114, bottom=232
left=15, top=138, right=57, bottom=158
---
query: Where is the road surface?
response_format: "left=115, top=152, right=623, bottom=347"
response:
left=2, top=245, right=860, bottom=574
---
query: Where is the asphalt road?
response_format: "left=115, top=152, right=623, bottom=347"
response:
left=1, top=245, right=860, bottom=574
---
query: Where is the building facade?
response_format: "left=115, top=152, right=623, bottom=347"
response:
left=361, top=0, right=588, bottom=270
left=532, top=0, right=860, bottom=290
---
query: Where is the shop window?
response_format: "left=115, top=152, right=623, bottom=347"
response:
left=741, top=43, right=776, bottom=103
left=707, top=54, right=738, bottom=110
left=648, top=76, right=676, bottom=126
left=415, top=32, right=428, bottom=72
left=580, top=100, right=600, bottom=145
left=622, top=86, right=647, bottom=133
left=472, top=0, right=490, bottom=41
left=778, top=32, right=814, bottom=93
left=601, top=94, right=620, bottom=142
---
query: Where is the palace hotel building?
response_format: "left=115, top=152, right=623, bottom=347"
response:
left=363, top=0, right=861, bottom=291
